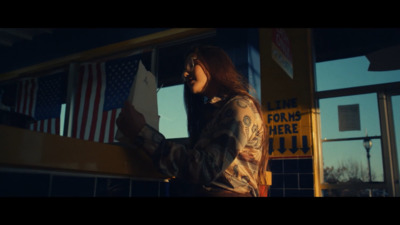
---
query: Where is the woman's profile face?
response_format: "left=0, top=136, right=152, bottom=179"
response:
left=182, top=54, right=209, bottom=94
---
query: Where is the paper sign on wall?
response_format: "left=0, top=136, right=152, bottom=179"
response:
left=338, top=104, right=360, bottom=131
left=265, top=97, right=311, bottom=158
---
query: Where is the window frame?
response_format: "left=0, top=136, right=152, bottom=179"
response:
left=316, top=81, right=400, bottom=196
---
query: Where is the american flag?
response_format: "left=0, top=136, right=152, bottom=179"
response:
left=15, top=72, right=66, bottom=134
left=71, top=54, right=141, bottom=143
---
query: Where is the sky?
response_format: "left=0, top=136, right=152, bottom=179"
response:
left=157, top=84, right=188, bottom=138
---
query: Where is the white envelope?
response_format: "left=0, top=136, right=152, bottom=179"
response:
left=115, top=60, right=159, bottom=142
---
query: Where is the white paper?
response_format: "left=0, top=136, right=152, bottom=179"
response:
left=115, top=60, right=159, bottom=142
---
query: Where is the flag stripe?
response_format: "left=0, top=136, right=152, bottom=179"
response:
left=104, top=110, right=111, bottom=143
left=84, top=65, right=95, bottom=140
left=28, top=79, right=36, bottom=117
left=31, top=122, right=37, bottom=131
left=16, top=79, right=36, bottom=116
left=99, top=110, right=107, bottom=142
left=74, top=64, right=87, bottom=140
left=72, top=66, right=85, bottom=138
left=77, top=65, right=90, bottom=139
left=29, top=118, right=60, bottom=135
left=44, top=120, right=49, bottom=133
left=109, top=109, right=117, bottom=143
left=88, top=63, right=103, bottom=141
left=21, top=80, right=29, bottom=115
left=80, top=65, right=94, bottom=140
left=56, top=118, right=60, bottom=135
left=16, top=80, right=23, bottom=113
left=94, top=63, right=107, bottom=142
left=16, top=79, right=33, bottom=115
left=31, top=79, right=38, bottom=118
left=24, top=79, right=33, bottom=116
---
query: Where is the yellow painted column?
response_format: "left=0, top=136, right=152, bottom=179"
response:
left=259, top=28, right=321, bottom=196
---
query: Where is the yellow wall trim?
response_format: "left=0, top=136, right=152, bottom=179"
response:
left=0, top=124, right=168, bottom=179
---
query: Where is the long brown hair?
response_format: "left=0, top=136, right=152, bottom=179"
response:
left=182, top=45, right=270, bottom=194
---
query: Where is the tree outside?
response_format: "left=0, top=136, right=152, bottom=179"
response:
left=323, top=159, right=388, bottom=197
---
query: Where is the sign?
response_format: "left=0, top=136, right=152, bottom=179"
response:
left=338, top=104, right=360, bottom=131
left=271, top=28, right=293, bottom=79
left=265, top=97, right=311, bottom=158
left=260, top=29, right=314, bottom=160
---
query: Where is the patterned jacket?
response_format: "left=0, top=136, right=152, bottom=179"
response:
left=132, top=95, right=266, bottom=197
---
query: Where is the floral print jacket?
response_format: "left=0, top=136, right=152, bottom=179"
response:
left=132, top=95, right=266, bottom=197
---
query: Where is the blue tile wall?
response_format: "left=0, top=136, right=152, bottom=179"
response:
left=131, top=180, right=169, bottom=197
left=0, top=171, right=50, bottom=197
left=96, top=177, right=131, bottom=197
left=284, top=174, right=299, bottom=188
left=269, top=158, right=315, bottom=197
left=299, top=174, right=314, bottom=189
left=51, top=175, right=96, bottom=197
left=0, top=169, right=169, bottom=197
left=1, top=158, right=314, bottom=197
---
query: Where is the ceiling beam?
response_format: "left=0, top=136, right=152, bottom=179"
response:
left=0, top=28, right=34, bottom=40
left=0, top=37, right=14, bottom=47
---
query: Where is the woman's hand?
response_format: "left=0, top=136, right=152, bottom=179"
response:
left=116, top=101, right=146, bottom=139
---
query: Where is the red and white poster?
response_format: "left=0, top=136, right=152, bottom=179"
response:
left=272, top=28, right=293, bottom=79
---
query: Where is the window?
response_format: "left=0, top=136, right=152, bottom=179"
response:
left=157, top=84, right=188, bottom=139
left=320, top=96, right=384, bottom=181
left=316, top=56, right=400, bottom=196
left=392, top=96, right=400, bottom=189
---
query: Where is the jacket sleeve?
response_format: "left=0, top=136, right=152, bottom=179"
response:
left=132, top=97, right=256, bottom=184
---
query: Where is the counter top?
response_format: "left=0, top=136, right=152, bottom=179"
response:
left=0, top=124, right=168, bottom=180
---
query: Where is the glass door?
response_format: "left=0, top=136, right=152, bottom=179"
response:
left=315, top=54, right=400, bottom=197
left=319, top=93, right=386, bottom=196
left=318, top=90, right=400, bottom=197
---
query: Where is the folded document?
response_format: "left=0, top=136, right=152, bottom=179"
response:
left=115, top=60, right=159, bottom=142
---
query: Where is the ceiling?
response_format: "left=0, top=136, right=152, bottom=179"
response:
left=1, top=28, right=399, bottom=74
left=0, top=28, right=53, bottom=48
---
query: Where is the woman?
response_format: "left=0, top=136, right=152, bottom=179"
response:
left=116, top=45, right=269, bottom=197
